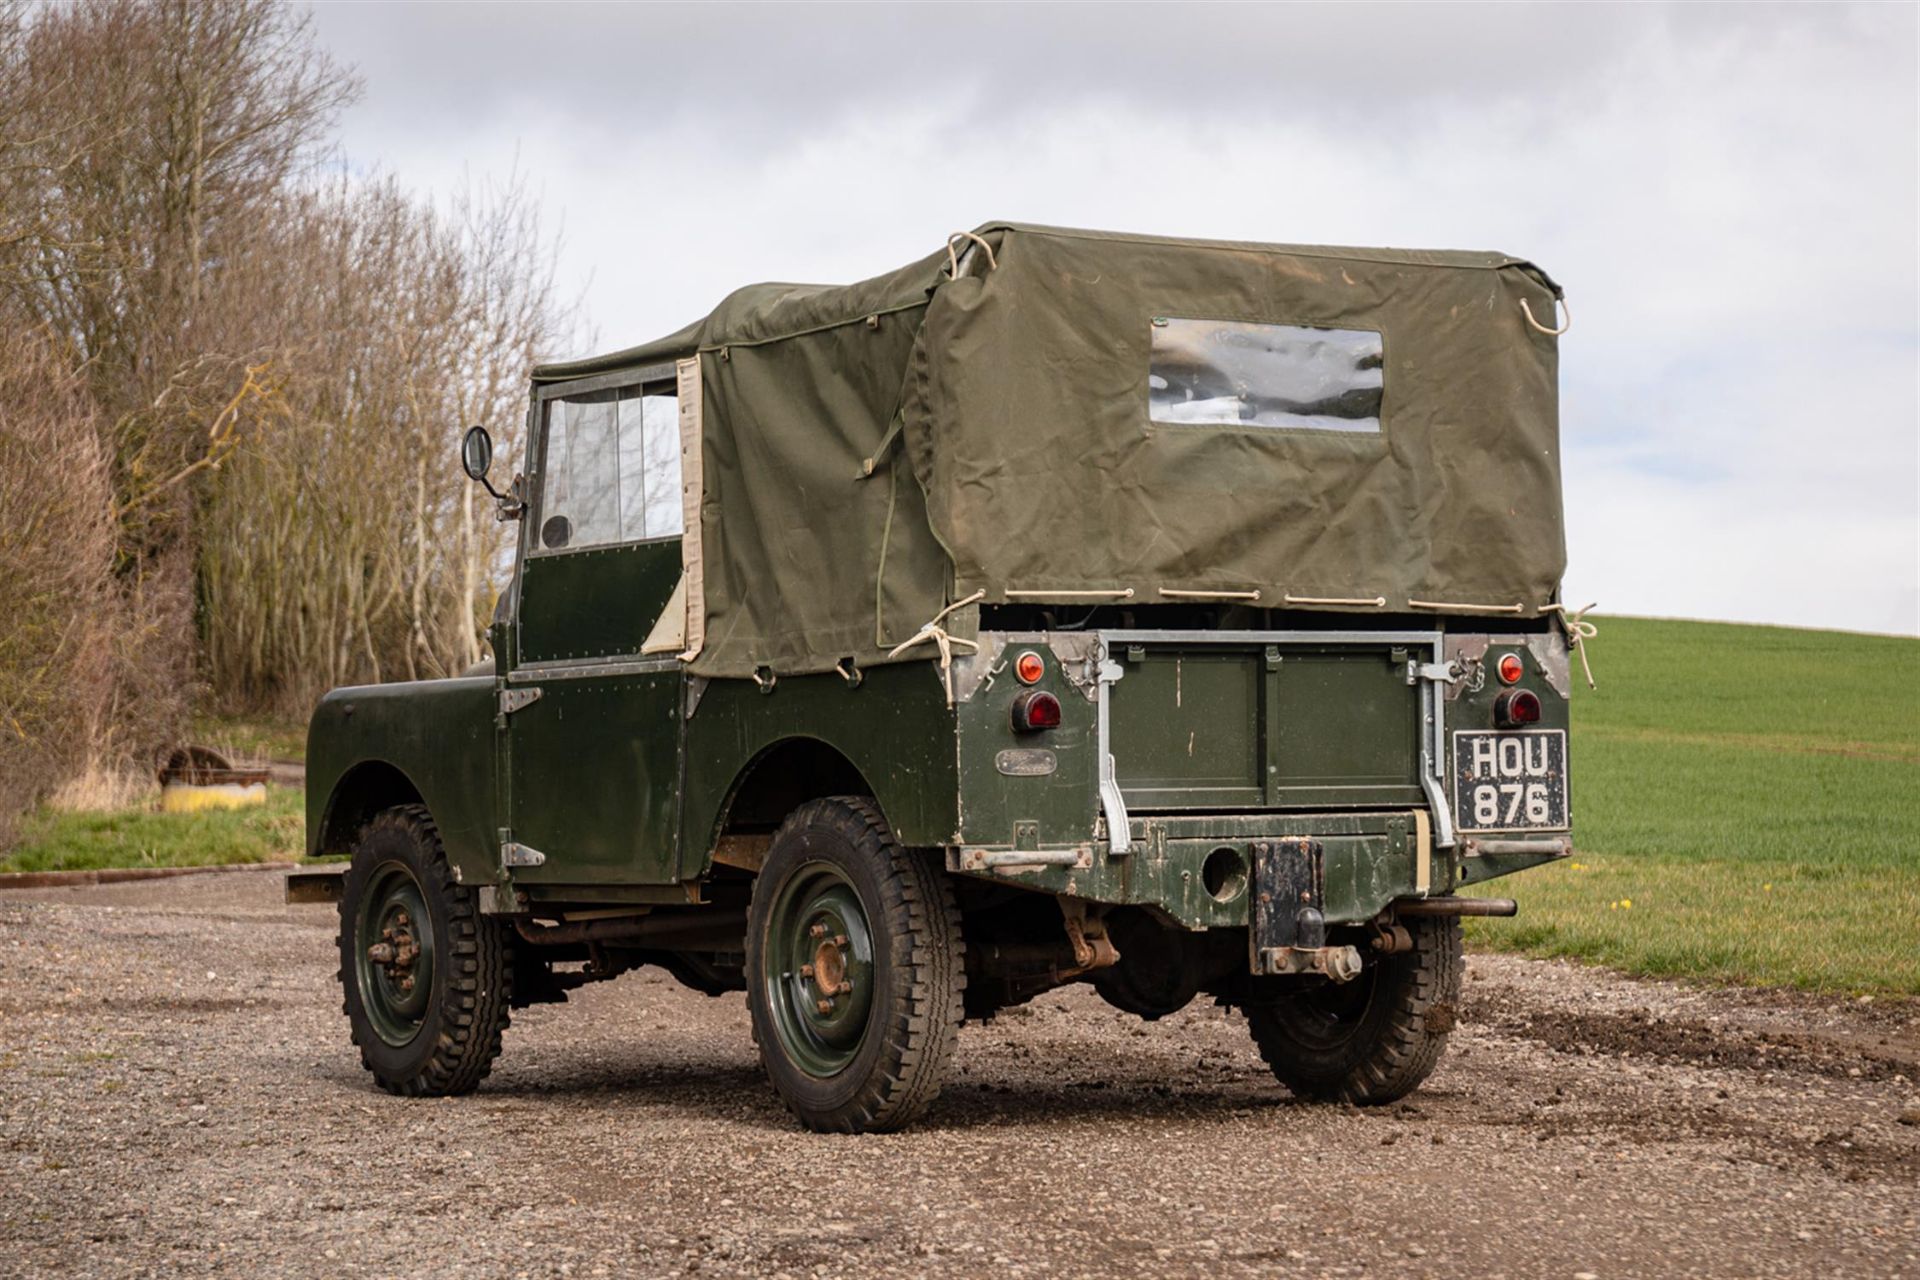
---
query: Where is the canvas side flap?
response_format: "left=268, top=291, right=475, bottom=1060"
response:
left=675, top=356, right=706, bottom=663
left=642, top=571, right=688, bottom=655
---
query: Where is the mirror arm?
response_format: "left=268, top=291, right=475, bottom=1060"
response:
left=471, top=472, right=525, bottom=521
left=487, top=474, right=527, bottom=522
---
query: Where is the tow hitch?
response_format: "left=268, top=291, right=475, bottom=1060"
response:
left=1249, top=838, right=1364, bottom=982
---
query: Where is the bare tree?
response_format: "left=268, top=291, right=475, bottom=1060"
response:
left=197, top=177, right=564, bottom=712
left=0, top=0, right=570, bottom=841
left=0, top=335, right=114, bottom=845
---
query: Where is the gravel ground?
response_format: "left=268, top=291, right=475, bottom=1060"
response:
left=1, top=871, right=1915, bottom=1279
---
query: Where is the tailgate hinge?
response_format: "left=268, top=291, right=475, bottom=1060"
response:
left=1094, top=655, right=1131, bottom=856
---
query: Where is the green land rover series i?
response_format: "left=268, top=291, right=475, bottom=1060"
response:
left=297, top=223, right=1582, bottom=1132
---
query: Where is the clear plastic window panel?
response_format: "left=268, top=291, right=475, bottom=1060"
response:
left=539, top=389, right=682, bottom=551
left=1148, top=318, right=1384, bottom=433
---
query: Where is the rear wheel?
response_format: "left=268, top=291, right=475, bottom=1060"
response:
left=1244, top=916, right=1462, bottom=1105
left=338, top=805, right=514, bottom=1096
left=746, top=797, right=963, bottom=1133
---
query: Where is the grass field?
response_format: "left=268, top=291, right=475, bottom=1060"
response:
left=1468, top=616, right=1920, bottom=994
left=2, top=786, right=304, bottom=875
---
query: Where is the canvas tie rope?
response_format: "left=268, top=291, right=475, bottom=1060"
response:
left=887, top=589, right=986, bottom=705
left=1004, top=588, right=1135, bottom=600
left=1284, top=593, right=1387, bottom=608
left=1541, top=601, right=1599, bottom=689
left=1159, top=588, right=1262, bottom=601
left=1407, top=598, right=1526, bottom=615
left=1520, top=296, right=1572, bottom=336
left=946, top=231, right=999, bottom=278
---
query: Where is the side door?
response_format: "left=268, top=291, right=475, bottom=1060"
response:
left=502, top=366, right=686, bottom=885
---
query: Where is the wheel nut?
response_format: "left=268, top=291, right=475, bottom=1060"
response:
left=809, top=923, right=826, bottom=938
left=399, top=976, right=415, bottom=992
left=799, top=963, right=814, bottom=978
left=815, top=998, right=834, bottom=1014
left=837, top=982, right=853, bottom=995
left=833, top=934, right=848, bottom=948
left=367, top=943, right=395, bottom=964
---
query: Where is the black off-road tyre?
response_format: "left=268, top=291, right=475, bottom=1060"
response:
left=337, top=805, right=514, bottom=1096
left=1244, top=916, right=1463, bottom=1105
left=746, top=797, right=964, bottom=1133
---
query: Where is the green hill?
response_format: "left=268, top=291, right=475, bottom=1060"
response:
left=1472, top=616, right=1920, bottom=994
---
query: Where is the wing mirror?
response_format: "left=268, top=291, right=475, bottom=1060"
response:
left=460, top=425, right=524, bottom=521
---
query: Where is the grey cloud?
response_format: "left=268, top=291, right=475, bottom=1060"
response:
left=309, top=2, right=1864, bottom=151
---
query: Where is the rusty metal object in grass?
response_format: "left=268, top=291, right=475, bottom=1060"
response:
left=156, top=746, right=270, bottom=813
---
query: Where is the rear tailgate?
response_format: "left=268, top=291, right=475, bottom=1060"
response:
left=1104, top=633, right=1436, bottom=812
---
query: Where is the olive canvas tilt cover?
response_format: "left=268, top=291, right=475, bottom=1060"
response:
left=531, top=223, right=1567, bottom=679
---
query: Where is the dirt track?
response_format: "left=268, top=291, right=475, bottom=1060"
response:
left=1, top=871, right=1915, bottom=1279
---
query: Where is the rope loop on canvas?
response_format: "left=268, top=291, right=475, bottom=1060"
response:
left=1408, top=598, right=1526, bottom=615
left=1283, top=593, right=1387, bottom=608
left=887, top=589, right=986, bottom=704
left=1520, top=295, right=1572, bottom=336
left=946, top=232, right=999, bottom=279
left=1540, top=601, right=1599, bottom=690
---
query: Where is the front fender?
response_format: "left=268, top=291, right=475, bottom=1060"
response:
left=305, top=677, right=499, bottom=884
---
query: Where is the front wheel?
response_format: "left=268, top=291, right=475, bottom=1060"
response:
left=746, top=797, right=964, bottom=1133
left=337, top=804, right=514, bottom=1096
left=1244, top=916, right=1463, bottom=1105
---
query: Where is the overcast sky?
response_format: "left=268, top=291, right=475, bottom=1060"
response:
left=308, top=2, right=1919, bottom=636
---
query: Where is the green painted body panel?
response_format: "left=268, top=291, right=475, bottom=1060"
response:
left=1111, top=649, right=1264, bottom=807
left=1269, top=649, right=1425, bottom=807
left=953, top=655, right=1100, bottom=849
left=304, top=677, right=500, bottom=882
left=679, top=662, right=960, bottom=866
left=507, top=671, right=682, bottom=885
left=507, top=537, right=683, bottom=885
left=518, top=541, right=680, bottom=663
left=1107, top=641, right=1425, bottom=810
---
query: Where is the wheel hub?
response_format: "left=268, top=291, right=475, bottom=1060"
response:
left=354, top=863, right=436, bottom=1047
left=367, top=910, right=422, bottom=991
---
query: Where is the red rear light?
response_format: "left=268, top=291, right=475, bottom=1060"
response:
left=1015, top=650, right=1046, bottom=684
left=1497, top=653, right=1524, bottom=685
left=1011, top=690, right=1062, bottom=733
left=1494, top=690, right=1541, bottom=728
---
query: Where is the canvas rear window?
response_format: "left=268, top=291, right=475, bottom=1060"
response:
left=1148, top=318, right=1384, bottom=433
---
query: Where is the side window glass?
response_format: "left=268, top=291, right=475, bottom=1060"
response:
left=538, top=387, right=682, bottom=551
left=620, top=393, right=684, bottom=540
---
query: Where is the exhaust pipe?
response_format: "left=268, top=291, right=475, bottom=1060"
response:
left=1392, top=897, right=1518, bottom=918
left=515, top=911, right=747, bottom=951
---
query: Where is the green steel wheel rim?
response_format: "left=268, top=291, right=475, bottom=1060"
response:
left=762, top=861, right=878, bottom=1079
left=353, top=860, right=437, bottom=1048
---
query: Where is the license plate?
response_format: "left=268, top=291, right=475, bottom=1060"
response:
left=1452, top=730, right=1568, bottom=832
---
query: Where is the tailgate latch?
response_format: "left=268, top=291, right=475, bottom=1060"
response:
left=1405, top=660, right=1457, bottom=686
